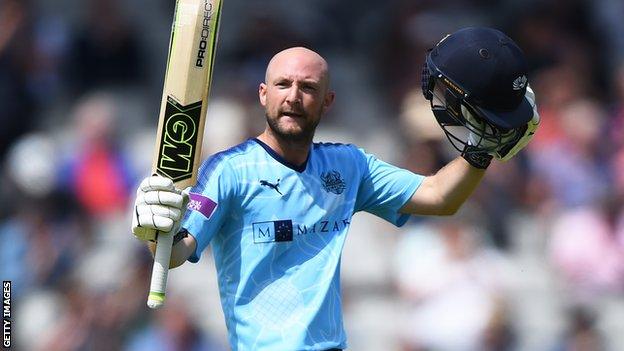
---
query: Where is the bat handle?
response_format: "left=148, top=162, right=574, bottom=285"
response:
left=147, top=231, right=174, bottom=309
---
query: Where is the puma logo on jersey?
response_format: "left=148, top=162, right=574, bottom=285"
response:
left=260, top=179, right=282, bottom=195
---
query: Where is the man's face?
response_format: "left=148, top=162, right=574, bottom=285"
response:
left=259, top=51, right=334, bottom=142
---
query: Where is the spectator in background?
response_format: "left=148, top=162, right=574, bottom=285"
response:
left=530, top=99, right=610, bottom=209
left=0, top=132, right=86, bottom=297
left=228, top=11, right=305, bottom=104
left=125, top=297, right=225, bottom=351
left=552, top=307, right=605, bottom=351
left=527, top=65, right=587, bottom=153
left=64, top=0, right=143, bottom=95
left=36, top=255, right=163, bottom=351
left=0, top=192, right=80, bottom=297
left=548, top=206, right=624, bottom=298
left=0, top=0, right=37, bottom=159
left=398, top=89, right=449, bottom=175
left=393, top=217, right=516, bottom=351
left=609, top=61, right=624, bottom=197
left=58, top=93, right=134, bottom=218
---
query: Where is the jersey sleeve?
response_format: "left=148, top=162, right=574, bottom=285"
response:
left=353, top=147, right=424, bottom=227
left=181, top=155, right=237, bottom=263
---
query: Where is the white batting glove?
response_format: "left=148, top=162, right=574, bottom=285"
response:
left=132, top=176, right=190, bottom=242
left=464, top=85, right=540, bottom=161
left=496, top=85, right=540, bottom=161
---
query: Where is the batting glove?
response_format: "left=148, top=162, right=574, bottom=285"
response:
left=464, top=85, right=540, bottom=162
left=132, top=176, right=190, bottom=242
left=495, top=85, right=540, bottom=161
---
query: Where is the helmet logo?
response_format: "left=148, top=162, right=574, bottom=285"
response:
left=512, top=75, right=527, bottom=90
left=436, top=34, right=451, bottom=46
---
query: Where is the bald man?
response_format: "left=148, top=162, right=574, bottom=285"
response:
left=132, top=43, right=537, bottom=350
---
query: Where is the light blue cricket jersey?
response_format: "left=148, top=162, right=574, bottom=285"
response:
left=181, top=138, right=423, bottom=351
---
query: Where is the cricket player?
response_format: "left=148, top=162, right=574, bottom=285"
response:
left=132, top=27, right=539, bottom=350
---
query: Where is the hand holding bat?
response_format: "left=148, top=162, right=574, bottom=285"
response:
left=132, top=176, right=189, bottom=243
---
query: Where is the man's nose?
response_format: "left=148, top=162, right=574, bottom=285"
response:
left=285, top=86, right=302, bottom=104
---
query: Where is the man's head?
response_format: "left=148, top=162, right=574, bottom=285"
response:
left=259, top=47, right=335, bottom=143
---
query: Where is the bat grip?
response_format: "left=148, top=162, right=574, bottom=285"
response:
left=147, top=231, right=174, bottom=309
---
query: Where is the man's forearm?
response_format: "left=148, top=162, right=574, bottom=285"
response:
left=402, top=156, right=485, bottom=215
left=433, top=156, right=485, bottom=213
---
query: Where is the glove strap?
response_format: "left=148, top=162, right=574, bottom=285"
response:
left=151, top=230, right=188, bottom=245
left=461, top=146, right=493, bottom=169
left=172, top=229, right=189, bottom=245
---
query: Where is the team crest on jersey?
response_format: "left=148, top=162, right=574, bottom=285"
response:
left=320, top=170, right=346, bottom=195
left=512, top=75, right=528, bottom=90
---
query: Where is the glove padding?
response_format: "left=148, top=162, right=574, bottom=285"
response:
left=132, top=176, right=190, bottom=242
left=464, top=85, right=540, bottom=161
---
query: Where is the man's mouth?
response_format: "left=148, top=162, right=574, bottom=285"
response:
left=281, top=111, right=304, bottom=118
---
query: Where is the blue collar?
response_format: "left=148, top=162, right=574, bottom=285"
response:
left=252, top=138, right=309, bottom=173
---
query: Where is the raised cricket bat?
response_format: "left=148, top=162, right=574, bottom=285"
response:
left=147, top=0, right=222, bottom=309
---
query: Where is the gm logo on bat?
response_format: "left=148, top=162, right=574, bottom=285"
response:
left=157, top=97, right=201, bottom=181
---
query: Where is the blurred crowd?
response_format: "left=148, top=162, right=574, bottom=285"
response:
left=2, top=0, right=624, bottom=350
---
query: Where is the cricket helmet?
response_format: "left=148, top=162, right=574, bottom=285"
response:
left=421, top=27, right=533, bottom=155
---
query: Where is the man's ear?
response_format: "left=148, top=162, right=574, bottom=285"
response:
left=322, top=91, right=335, bottom=114
left=259, top=83, right=267, bottom=107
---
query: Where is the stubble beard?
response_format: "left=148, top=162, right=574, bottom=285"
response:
left=265, top=111, right=321, bottom=145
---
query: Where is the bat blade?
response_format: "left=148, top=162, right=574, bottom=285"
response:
left=147, top=0, right=222, bottom=309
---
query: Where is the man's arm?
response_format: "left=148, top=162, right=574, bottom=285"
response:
left=400, top=157, right=485, bottom=216
left=399, top=89, right=539, bottom=216
left=147, top=234, right=197, bottom=269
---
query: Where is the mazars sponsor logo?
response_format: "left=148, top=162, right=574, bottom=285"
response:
left=252, top=217, right=352, bottom=244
